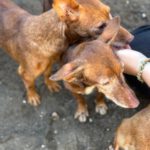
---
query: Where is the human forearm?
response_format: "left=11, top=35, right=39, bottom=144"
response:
left=116, top=49, right=150, bottom=86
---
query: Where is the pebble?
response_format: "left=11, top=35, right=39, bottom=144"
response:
left=106, top=128, right=110, bottom=131
left=89, top=118, right=93, bottom=123
left=52, top=112, right=60, bottom=121
left=108, top=145, right=114, bottom=150
left=39, top=111, right=45, bottom=118
left=54, top=130, right=58, bottom=134
left=142, top=13, right=147, bottom=18
left=57, top=141, right=60, bottom=145
left=25, top=144, right=30, bottom=148
left=62, top=118, right=66, bottom=121
left=22, top=99, right=27, bottom=104
left=41, top=144, right=46, bottom=148
left=126, top=0, right=130, bottom=5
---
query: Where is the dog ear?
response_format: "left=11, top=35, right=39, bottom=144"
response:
left=98, top=16, right=120, bottom=45
left=53, top=0, right=80, bottom=22
left=50, top=61, right=83, bottom=81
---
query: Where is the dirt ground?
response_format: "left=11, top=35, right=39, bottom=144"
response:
left=0, top=0, right=150, bottom=150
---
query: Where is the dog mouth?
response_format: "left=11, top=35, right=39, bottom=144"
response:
left=112, top=42, right=131, bottom=50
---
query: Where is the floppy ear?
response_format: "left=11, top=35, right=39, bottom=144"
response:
left=53, top=0, right=80, bottom=22
left=98, top=16, right=120, bottom=45
left=50, top=61, right=83, bottom=81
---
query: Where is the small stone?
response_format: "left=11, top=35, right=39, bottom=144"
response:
left=106, top=128, right=110, bottom=131
left=57, top=141, right=60, bottom=145
left=39, top=114, right=43, bottom=118
left=54, top=130, right=58, bottom=134
left=126, top=0, right=130, bottom=5
left=89, top=118, right=93, bottom=123
left=108, top=145, right=114, bottom=150
left=40, top=111, right=45, bottom=118
left=142, top=13, right=147, bottom=18
left=52, top=112, right=60, bottom=121
left=41, top=144, right=46, bottom=148
left=62, top=118, right=66, bottom=121
left=22, top=99, right=27, bottom=104
left=26, top=144, right=29, bottom=148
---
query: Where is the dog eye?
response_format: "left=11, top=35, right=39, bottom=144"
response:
left=100, top=79, right=110, bottom=85
left=102, top=81, right=110, bottom=85
left=98, top=23, right=106, bottom=30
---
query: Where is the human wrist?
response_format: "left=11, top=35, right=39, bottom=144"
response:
left=116, top=49, right=147, bottom=76
left=142, top=62, right=150, bottom=86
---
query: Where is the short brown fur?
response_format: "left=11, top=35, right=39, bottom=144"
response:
left=114, top=105, right=150, bottom=150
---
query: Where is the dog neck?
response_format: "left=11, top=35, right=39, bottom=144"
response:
left=27, top=9, right=80, bottom=44
left=24, top=10, right=66, bottom=43
left=24, top=9, right=80, bottom=55
left=65, top=25, right=83, bottom=45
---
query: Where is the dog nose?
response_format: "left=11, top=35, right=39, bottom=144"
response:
left=128, top=97, right=139, bottom=108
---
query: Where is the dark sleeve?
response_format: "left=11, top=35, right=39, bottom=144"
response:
left=43, top=0, right=53, bottom=12
left=130, top=25, right=150, bottom=57
left=126, top=25, right=150, bottom=93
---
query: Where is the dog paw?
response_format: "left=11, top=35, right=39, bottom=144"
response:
left=47, top=81, right=61, bottom=92
left=95, top=105, right=108, bottom=115
left=74, top=110, right=89, bottom=123
left=28, top=92, right=41, bottom=106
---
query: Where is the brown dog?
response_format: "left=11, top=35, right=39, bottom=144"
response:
left=114, top=105, right=150, bottom=150
left=50, top=17, right=139, bottom=122
left=0, top=0, right=112, bottom=106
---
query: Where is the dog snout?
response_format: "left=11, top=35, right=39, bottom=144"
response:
left=116, top=86, right=139, bottom=108
left=126, top=94, right=139, bottom=108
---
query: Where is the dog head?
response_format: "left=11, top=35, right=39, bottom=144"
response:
left=53, top=0, right=110, bottom=38
left=44, top=0, right=133, bottom=45
left=50, top=17, right=139, bottom=108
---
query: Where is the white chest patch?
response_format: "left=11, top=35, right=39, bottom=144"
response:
left=84, top=86, right=95, bottom=95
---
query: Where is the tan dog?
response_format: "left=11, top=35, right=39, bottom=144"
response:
left=114, top=105, right=150, bottom=150
left=50, top=17, right=139, bottom=122
left=0, top=0, right=112, bottom=106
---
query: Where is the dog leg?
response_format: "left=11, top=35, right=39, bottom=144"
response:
left=72, top=93, right=89, bottom=123
left=95, top=92, right=108, bottom=115
left=44, top=64, right=61, bottom=92
left=18, top=65, right=40, bottom=106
